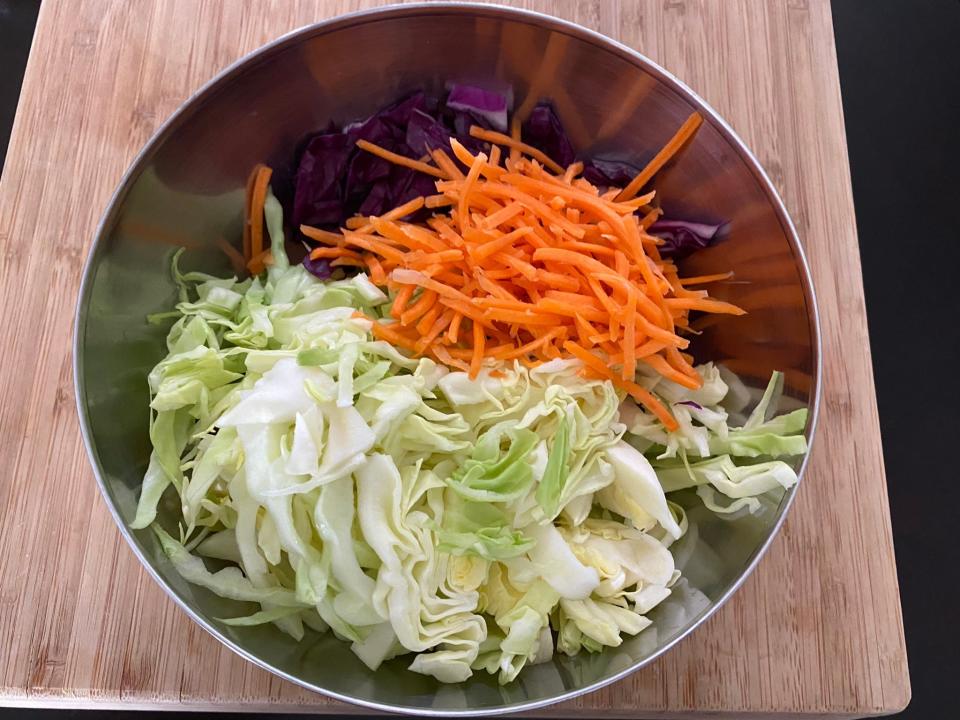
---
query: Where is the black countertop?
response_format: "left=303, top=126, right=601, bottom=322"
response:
left=1, top=0, right=957, bottom=718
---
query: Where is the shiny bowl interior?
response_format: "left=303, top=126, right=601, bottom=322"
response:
left=74, top=4, right=820, bottom=715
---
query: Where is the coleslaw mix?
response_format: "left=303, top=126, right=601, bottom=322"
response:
left=136, top=190, right=807, bottom=684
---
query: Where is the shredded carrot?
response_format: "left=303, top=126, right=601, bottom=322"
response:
left=283, top=122, right=739, bottom=391
left=446, top=312, right=463, bottom=343
left=430, top=148, right=464, bottom=180
left=664, top=297, right=746, bottom=315
left=416, top=304, right=442, bottom=336
left=391, top=285, right=415, bottom=318
left=248, top=165, right=272, bottom=262
left=246, top=248, right=272, bottom=275
left=415, top=309, right=455, bottom=354
left=242, top=165, right=259, bottom=261
left=679, top=271, right=734, bottom=285
left=310, top=246, right=361, bottom=260
left=371, top=322, right=420, bottom=352
left=331, top=257, right=367, bottom=268
left=472, top=227, right=533, bottom=262
left=562, top=341, right=678, bottom=430
left=468, top=126, right=565, bottom=174
left=617, top=112, right=703, bottom=201
left=400, top=289, right=437, bottom=326
left=366, top=255, right=386, bottom=284
left=470, top=321, right=485, bottom=379
left=641, top=353, right=700, bottom=390
left=355, top=139, right=447, bottom=179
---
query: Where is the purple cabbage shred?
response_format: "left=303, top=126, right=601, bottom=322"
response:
left=302, top=254, right=333, bottom=279
left=649, top=219, right=726, bottom=258
left=445, top=83, right=511, bottom=132
left=521, top=103, right=576, bottom=168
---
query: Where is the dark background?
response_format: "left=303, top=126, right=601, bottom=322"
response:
left=1, top=0, right=957, bottom=718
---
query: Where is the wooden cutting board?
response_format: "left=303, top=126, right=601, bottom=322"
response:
left=0, top=0, right=910, bottom=716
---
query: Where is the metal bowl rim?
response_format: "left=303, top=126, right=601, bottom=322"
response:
left=73, top=2, right=823, bottom=715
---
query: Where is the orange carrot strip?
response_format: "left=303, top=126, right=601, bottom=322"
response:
left=248, top=165, right=273, bottom=261
left=425, top=194, right=455, bottom=209
left=433, top=344, right=471, bottom=372
left=563, top=161, right=584, bottom=184
left=366, top=255, right=386, bottom=285
left=407, top=249, right=464, bottom=267
left=400, top=290, right=438, bottom=326
left=607, top=340, right=669, bottom=364
left=391, top=268, right=473, bottom=304
left=543, top=291, right=604, bottom=310
left=482, top=201, right=525, bottom=230
left=641, top=353, right=701, bottom=389
left=416, top=304, right=442, bottom=335
left=356, top=139, right=447, bottom=179
left=492, top=252, right=539, bottom=281
left=246, top=248, right=273, bottom=275
left=562, top=341, right=678, bottom=431
left=430, top=148, right=465, bottom=180
left=242, top=165, right=259, bottom=260
left=371, top=322, right=420, bottom=352
left=470, top=321, right=485, bottom=379
left=638, top=207, right=662, bottom=230
left=301, top=225, right=348, bottom=244
left=331, top=257, right=367, bottom=268
left=468, top=126, right=564, bottom=174
left=309, top=246, right=361, bottom=260
left=368, top=219, right=444, bottom=252
left=533, top=247, right=610, bottom=276
left=472, top=227, right=533, bottom=261
left=537, top=270, right=581, bottom=292
left=679, top=271, right=735, bottom=285
left=480, top=268, right=518, bottom=280
left=622, top=286, right=637, bottom=381
left=457, top=146, right=488, bottom=233
left=415, top=309, right=455, bottom=354
left=449, top=343, right=512, bottom=361
left=617, top=112, right=703, bottom=201
left=558, top=241, right=617, bottom=258
left=665, top=345, right=701, bottom=383
left=573, top=313, right=597, bottom=347
left=537, top=298, right=608, bottom=323
left=338, top=231, right=407, bottom=263
left=391, top=285, right=416, bottom=318
left=446, top=311, right=463, bottom=343
left=615, top=250, right=630, bottom=277
left=482, top=309, right=565, bottom=326
left=438, top=298, right=494, bottom=327
left=663, top=297, right=746, bottom=315
left=491, top=327, right=567, bottom=360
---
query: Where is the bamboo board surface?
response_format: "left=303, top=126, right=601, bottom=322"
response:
left=0, top=0, right=909, bottom=716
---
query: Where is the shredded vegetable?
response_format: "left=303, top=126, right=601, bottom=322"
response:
left=299, top=114, right=740, bottom=434
left=138, top=85, right=810, bottom=689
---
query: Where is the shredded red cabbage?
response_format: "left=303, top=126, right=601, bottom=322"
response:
left=445, top=83, right=511, bottom=132
left=302, top=254, right=333, bottom=279
left=649, top=219, right=726, bottom=259
left=521, top=103, right=575, bottom=168
left=582, top=158, right=642, bottom=189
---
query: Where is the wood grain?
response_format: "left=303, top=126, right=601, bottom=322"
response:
left=0, top=0, right=910, bottom=716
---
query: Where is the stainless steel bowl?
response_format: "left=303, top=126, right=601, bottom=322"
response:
left=74, top=3, right=821, bottom=715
